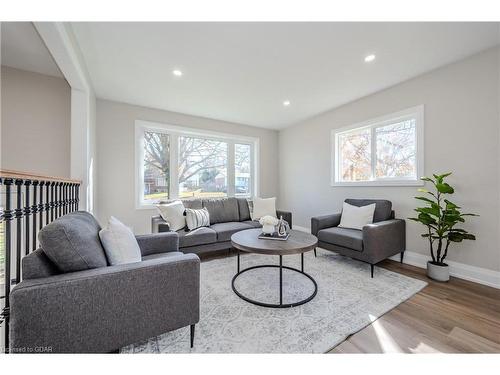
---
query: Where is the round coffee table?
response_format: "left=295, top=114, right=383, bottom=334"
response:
left=231, top=228, right=318, bottom=308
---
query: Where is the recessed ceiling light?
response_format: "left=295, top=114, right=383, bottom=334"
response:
left=172, top=69, right=183, bottom=77
left=364, top=54, right=376, bottom=63
left=283, top=100, right=291, bottom=107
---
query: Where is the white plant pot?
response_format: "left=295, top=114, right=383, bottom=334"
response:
left=427, top=261, right=450, bottom=282
left=262, top=224, right=275, bottom=235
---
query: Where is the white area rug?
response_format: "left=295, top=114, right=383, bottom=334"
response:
left=122, top=249, right=426, bottom=353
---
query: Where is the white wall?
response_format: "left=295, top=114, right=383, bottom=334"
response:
left=1, top=66, right=71, bottom=177
left=279, top=47, right=500, bottom=272
left=96, top=99, right=280, bottom=234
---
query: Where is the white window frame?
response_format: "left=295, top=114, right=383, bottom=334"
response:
left=331, top=105, right=424, bottom=187
left=135, top=120, right=259, bottom=209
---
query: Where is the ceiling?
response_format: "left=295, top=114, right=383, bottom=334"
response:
left=1, top=22, right=63, bottom=78
left=71, top=22, right=499, bottom=129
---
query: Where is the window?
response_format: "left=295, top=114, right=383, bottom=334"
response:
left=179, top=136, right=228, bottom=199
left=235, top=143, right=252, bottom=196
left=332, top=105, right=424, bottom=186
left=143, top=131, right=170, bottom=204
left=136, top=120, right=258, bottom=208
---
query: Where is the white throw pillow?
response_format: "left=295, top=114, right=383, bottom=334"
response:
left=156, top=200, right=186, bottom=231
left=185, top=207, right=210, bottom=231
left=338, top=202, right=376, bottom=230
left=251, top=197, right=277, bottom=220
left=99, top=216, right=142, bottom=266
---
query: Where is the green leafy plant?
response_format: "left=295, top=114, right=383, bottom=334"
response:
left=409, top=172, right=478, bottom=265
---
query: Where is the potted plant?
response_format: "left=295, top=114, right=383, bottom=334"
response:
left=409, top=173, right=478, bottom=282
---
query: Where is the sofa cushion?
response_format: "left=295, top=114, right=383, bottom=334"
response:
left=210, top=222, right=254, bottom=242
left=345, top=199, right=392, bottom=223
left=202, top=198, right=239, bottom=224
left=242, top=220, right=262, bottom=228
left=22, top=248, right=60, bottom=280
left=38, top=211, right=108, bottom=272
left=177, top=227, right=217, bottom=248
left=317, top=227, right=364, bottom=251
left=142, top=251, right=185, bottom=261
left=237, top=198, right=251, bottom=221
left=182, top=199, right=203, bottom=209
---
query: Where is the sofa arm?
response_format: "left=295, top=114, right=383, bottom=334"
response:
left=311, top=213, right=341, bottom=236
left=135, top=231, right=179, bottom=256
left=363, top=219, right=406, bottom=263
left=152, top=215, right=171, bottom=233
left=276, top=210, right=292, bottom=229
left=9, top=254, right=200, bottom=353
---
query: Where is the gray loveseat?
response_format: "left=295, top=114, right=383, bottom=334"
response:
left=9, top=211, right=199, bottom=353
left=311, top=199, right=405, bottom=277
left=152, top=197, right=292, bottom=255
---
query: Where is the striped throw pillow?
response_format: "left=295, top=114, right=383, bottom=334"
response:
left=185, top=207, right=210, bottom=231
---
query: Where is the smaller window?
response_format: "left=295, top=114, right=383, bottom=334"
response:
left=332, top=105, right=424, bottom=186
left=143, top=131, right=170, bottom=204
left=235, top=143, right=252, bottom=196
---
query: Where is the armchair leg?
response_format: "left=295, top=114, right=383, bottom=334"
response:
left=400, top=251, right=405, bottom=264
left=370, top=264, right=374, bottom=278
left=190, top=324, right=195, bottom=348
left=314, top=248, right=317, bottom=257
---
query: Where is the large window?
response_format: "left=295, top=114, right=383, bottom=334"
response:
left=332, top=105, right=424, bottom=186
left=136, top=121, right=258, bottom=207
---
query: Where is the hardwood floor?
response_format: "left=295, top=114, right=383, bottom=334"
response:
left=329, top=259, right=500, bottom=353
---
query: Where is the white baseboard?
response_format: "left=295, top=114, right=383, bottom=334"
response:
left=389, top=251, right=500, bottom=289
left=293, top=224, right=500, bottom=289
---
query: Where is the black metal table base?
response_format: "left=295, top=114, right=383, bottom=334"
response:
left=231, top=253, right=318, bottom=308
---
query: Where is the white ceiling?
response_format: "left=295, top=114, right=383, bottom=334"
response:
left=1, top=22, right=63, bottom=78
left=72, top=22, right=499, bottom=129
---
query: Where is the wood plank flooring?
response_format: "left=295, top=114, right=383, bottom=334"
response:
left=329, top=259, right=500, bottom=353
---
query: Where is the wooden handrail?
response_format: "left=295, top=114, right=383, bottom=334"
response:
left=0, top=169, right=81, bottom=184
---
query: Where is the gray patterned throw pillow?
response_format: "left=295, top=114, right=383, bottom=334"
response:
left=185, top=207, right=210, bottom=231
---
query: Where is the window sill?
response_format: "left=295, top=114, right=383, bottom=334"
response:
left=331, top=180, right=425, bottom=187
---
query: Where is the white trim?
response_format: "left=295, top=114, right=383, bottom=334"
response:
left=294, top=224, right=499, bottom=289
left=135, top=119, right=259, bottom=209
left=331, top=105, right=425, bottom=187
left=389, top=251, right=500, bottom=289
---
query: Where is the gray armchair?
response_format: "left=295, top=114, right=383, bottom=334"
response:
left=311, top=199, right=405, bottom=277
left=9, top=212, right=200, bottom=353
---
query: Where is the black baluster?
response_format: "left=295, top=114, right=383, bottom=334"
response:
left=2, top=178, right=13, bottom=352
left=50, top=181, right=55, bottom=222
left=45, top=181, right=50, bottom=225
left=58, top=182, right=62, bottom=218
left=24, top=180, right=31, bottom=256
left=75, top=183, right=80, bottom=211
left=62, top=183, right=66, bottom=215
left=39, top=181, right=45, bottom=231
left=31, top=181, right=38, bottom=252
left=15, top=179, right=23, bottom=285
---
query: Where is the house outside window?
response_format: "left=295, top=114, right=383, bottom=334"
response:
left=136, top=120, right=259, bottom=208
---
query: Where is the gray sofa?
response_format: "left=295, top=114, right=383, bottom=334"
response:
left=152, top=197, right=292, bottom=255
left=9, top=211, right=199, bottom=353
left=311, top=199, right=405, bottom=277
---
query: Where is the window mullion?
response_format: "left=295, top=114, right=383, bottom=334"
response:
left=227, top=142, right=235, bottom=197
left=170, top=133, right=179, bottom=200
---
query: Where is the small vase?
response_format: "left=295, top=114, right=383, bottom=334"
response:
left=427, top=261, right=449, bottom=282
left=262, top=224, right=275, bottom=235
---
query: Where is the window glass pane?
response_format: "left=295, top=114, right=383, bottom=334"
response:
left=235, top=143, right=251, bottom=196
left=376, top=119, right=416, bottom=178
left=338, top=128, right=371, bottom=181
left=178, top=136, right=228, bottom=198
left=143, top=131, right=170, bottom=203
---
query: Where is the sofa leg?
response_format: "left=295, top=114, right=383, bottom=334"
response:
left=400, top=251, right=405, bottom=264
left=190, top=324, right=195, bottom=348
left=370, top=264, right=374, bottom=278
left=314, top=248, right=317, bottom=257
